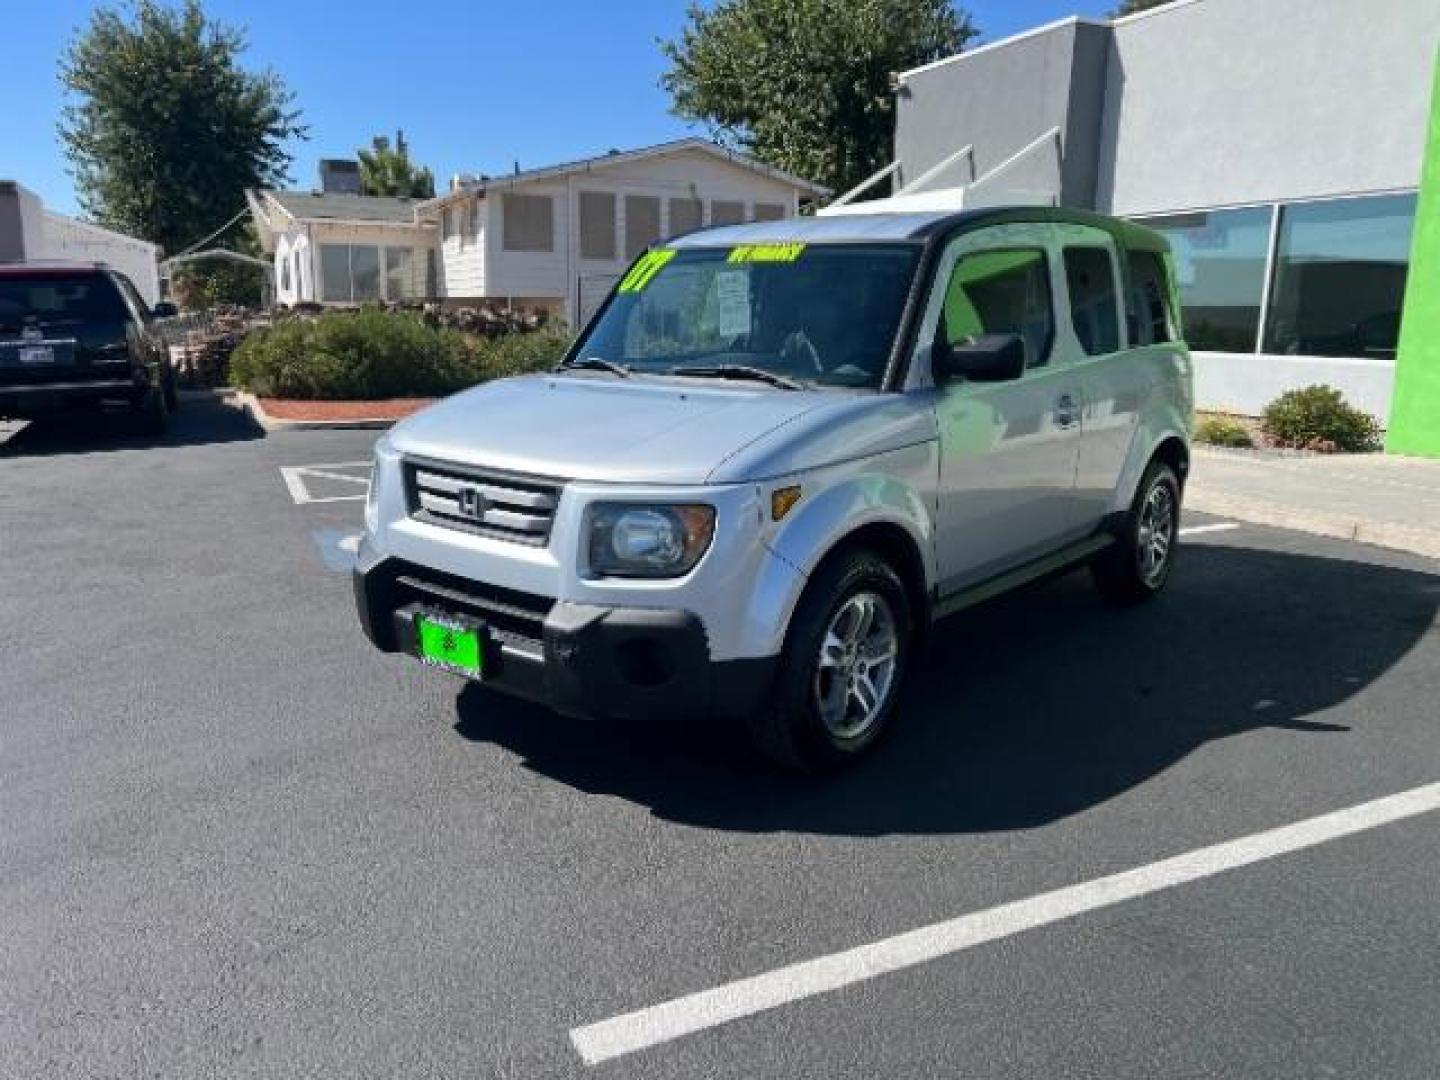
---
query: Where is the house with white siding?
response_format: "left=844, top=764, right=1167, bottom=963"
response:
left=248, top=139, right=827, bottom=324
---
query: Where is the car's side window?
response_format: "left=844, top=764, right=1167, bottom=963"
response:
left=1124, top=250, right=1175, bottom=346
left=1062, top=246, right=1121, bottom=355
left=936, top=248, right=1055, bottom=370
left=111, top=274, right=150, bottom=323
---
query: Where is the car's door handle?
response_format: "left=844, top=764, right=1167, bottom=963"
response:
left=1054, top=394, right=1081, bottom=429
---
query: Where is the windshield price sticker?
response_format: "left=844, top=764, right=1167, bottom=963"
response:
left=727, top=243, right=807, bottom=264
left=715, top=271, right=751, bottom=337
left=618, top=249, right=678, bottom=293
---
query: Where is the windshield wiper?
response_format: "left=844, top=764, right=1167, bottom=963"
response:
left=665, top=364, right=804, bottom=391
left=561, top=356, right=631, bottom=378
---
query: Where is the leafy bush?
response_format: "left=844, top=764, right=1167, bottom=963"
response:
left=1194, top=414, right=1253, bottom=448
left=1261, top=385, right=1381, bottom=453
left=230, top=308, right=571, bottom=399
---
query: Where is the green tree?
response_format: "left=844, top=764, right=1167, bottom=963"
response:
left=661, top=0, right=978, bottom=197
left=358, top=130, right=436, bottom=198
left=1111, top=0, right=1174, bottom=15
left=59, top=0, right=305, bottom=259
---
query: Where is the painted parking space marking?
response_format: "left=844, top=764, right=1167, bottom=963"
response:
left=1179, top=523, right=1240, bottom=537
left=569, top=780, right=1440, bottom=1066
left=279, top=461, right=373, bottom=504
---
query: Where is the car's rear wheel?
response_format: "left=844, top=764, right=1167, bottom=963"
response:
left=1092, top=460, right=1180, bottom=604
left=747, top=550, right=911, bottom=771
left=134, top=384, right=169, bottom=435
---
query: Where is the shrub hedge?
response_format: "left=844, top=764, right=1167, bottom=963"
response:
left=1194, top=414, right=1253, bottom=448
left=230, top=308, right=572, bottom=399
left=1260, top=384, right=1382, bottom=453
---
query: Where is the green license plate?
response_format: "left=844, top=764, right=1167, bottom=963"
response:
left=415, top=614, right=484, bottom=677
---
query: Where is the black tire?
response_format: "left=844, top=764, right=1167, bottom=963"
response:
left=135, top=385, right=169, bottom=435
left=1092, top=460, right=1181, bottom=605
left=747, top=549, right=912, bottom=772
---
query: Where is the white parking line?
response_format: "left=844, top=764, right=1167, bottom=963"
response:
left=1180, top=523, right=1240, bottom=537
left=279, top=462, right=373, bottom=505
left=569, top=781, right=1440, bottom=1066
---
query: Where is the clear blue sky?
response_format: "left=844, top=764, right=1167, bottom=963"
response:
left=3, top=0, right=1111, bottom=219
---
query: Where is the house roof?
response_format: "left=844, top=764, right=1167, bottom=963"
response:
left=416, top=138, right=831, bottom=214
left=261, top=190, right=426, bottom=225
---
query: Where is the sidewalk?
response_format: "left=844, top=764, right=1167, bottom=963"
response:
left=1187, top=447, right=1440, bottom=560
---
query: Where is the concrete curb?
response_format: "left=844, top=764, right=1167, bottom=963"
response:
left=230, top=391, right=400, bottom=432
left=1186, top=487, right=1440, bottom=561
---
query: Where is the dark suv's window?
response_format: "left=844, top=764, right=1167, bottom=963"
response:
left=0, top=273, right=130, bottom=333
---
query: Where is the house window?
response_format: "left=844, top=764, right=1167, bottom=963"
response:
left=319, top=244, right=381, bottom=303
left=579, top=191, right=617, bottom=260
left=1262, top=193, right=1416, bottom=359
left=753, top=203, right=786, bottom=222
left=385, top=248, right=416, bottom=301
left=710, top=200, right=744, bottom=226
left=1063, top=247, right=1121, bottom=355
left=624, top=195, right=661, bottom=259
left=668, top=197, right=702, bottom=236
left=503, top=193, right=554, bottom=252
left=442, top=207, right=455, bottom=242
left=1137, top=207, right=1271, bottom=353
left=279, top=251, right=292, bottom=293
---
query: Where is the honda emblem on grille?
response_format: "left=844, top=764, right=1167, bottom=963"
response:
left=456, top=485, right=488, bottom=521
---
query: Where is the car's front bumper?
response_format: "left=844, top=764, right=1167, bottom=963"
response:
left=354, top=542, right=778, bottom=722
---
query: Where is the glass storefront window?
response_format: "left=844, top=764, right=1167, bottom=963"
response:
left=1263, top=194, right=1416, bottom=359
left=1137, top=206, right=1272, bottom=353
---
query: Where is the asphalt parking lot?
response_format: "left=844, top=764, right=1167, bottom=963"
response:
left=4, top=396, right=1439, bottom=1079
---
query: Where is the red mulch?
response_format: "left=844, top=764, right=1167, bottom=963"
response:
left=259, top=398, right=434, bottom=422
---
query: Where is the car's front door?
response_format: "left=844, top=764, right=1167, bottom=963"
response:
left=909, top=223, right=1084, bottom=595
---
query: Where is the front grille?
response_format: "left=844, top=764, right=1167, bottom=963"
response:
left=391, top=561, right=553, bottom=655
left=404, top=458, right=562, bottom=546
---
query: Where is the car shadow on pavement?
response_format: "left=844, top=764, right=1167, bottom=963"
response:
left=0, top=391, right=260, bottom=457
left=454, top=543, right=1439, bottom=836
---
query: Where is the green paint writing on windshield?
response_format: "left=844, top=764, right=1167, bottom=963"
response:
left=727, top=242, right=807, bottom=264
left=617, top=249, right=677, bottom=293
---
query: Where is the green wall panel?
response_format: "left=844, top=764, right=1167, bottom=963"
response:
left=1388, top=46, right=1440, bottom=456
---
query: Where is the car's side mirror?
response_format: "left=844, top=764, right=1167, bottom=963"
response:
left=151, top=301, right=179, bottom=319
left=934, top=332, right=1026, bottom=383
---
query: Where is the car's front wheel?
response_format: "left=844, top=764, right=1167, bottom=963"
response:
left=748, top=550, right=911, bottom=771
left=1092, top=460, right=1181, bottom=604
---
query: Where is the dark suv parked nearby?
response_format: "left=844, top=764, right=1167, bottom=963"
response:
left=0, top=262, right=179, bottom=433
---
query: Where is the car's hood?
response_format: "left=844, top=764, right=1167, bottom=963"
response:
left=388, top=373, right=836, bottom=485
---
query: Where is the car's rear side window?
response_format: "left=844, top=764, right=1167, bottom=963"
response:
left=1062, top=247, right=1121, bottom=355
left=0, top=274, right=130, bottom=330
left=1125, top=250, right=1175, bottom=346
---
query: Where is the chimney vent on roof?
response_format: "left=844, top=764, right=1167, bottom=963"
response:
left=318, top=159, right=362, bottom=195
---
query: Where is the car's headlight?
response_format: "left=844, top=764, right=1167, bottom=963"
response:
left=586, top=503, right=716, bottom=578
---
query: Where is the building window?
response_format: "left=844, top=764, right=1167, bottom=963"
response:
left=1263, top=193, right=1416, bottom=359
left=710, top=200, right=745, bottom=226
left=1137, top=207, right=1271, bottom=353
left=940, top=248, right=1054, bottom=369
left=668, top=197, right=703, bottom=236
left=319, top=243, right=381, bottom=303
left=473, top=198, right=484, bottom=243
left=579, top=191, right=617, bottom=260
left=1063, top=247, right=1120, bottom=355
left=385, top=248, right=416, bottom=300
left=624, top=195, right=662, bottom=259
left=753, top=203, right=786, bottom=222
left=502, top=193, right=554, bottom=252
left=279, top=251, right=292, bottom=293
left=1125, top=250, right=1175, bottom=346
left=442, top=207, right=455, bottom=242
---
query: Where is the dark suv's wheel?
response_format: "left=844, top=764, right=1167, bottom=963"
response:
left=1092, top=460, right=1181, bottom=604
left=747, top=550, right=912, bottom=772
left=135, top=384, right=169, bottom=435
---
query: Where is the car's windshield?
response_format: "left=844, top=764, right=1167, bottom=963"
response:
left=572, top=242, right=921, bottom=389
left=0, top=274, right=129, bottom=333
